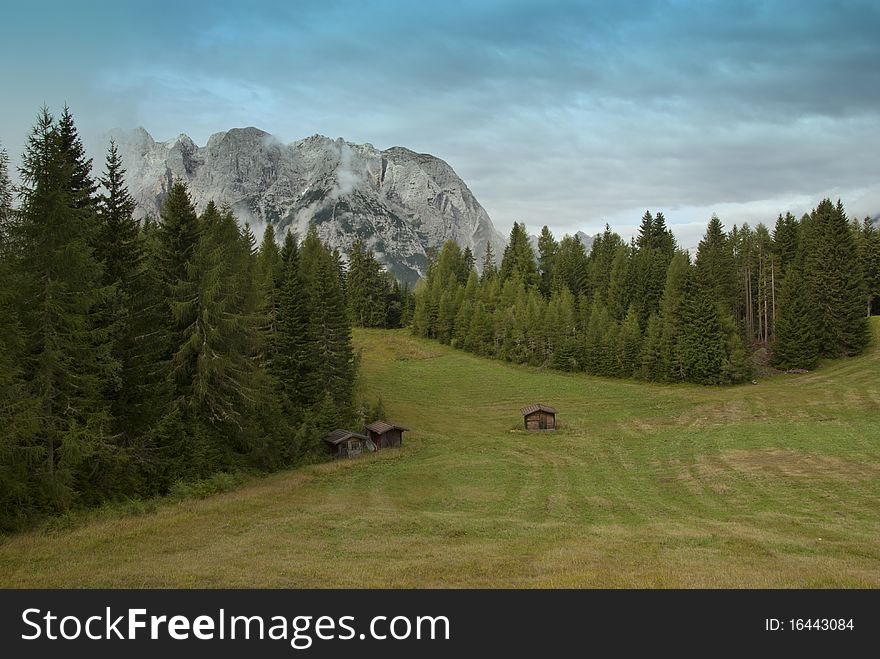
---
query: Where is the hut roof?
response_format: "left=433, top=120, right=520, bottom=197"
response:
left=520, top=403, right=557, bottom=416
left=323, top=429, right=368, bottom=445
left=365, top=420, right=409, bottom=434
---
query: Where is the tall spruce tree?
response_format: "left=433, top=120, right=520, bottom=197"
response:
left=803, top=199, right=869, bottom=356
left=677, top=266, right=727, bottom=384
left=772, top=260, right=819, bottom=370
left=694, top=215, right=736, bottom=314
left=499, top=222, right=538, bottom=286
left=14, top=108, right=114, bottom=507
left=537, top=225, right=559, bottom=297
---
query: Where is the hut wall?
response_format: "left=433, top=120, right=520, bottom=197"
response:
left=524, top=411, right=555, bottom=430
left=387, top=429, right=402, bottom=447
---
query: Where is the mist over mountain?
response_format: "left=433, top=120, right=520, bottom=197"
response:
left=116, top=126, right=507, bottom=282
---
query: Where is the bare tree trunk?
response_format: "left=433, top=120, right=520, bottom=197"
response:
left=771, top=260, right=776, bottom=339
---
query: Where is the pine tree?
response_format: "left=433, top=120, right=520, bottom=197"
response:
left=617, top=305, right=643, bottom=378
left=481, top=243, right=497, bottom=283
left=677, top=267, right=727, bottom=384
left=537, top=225, right=558, bottom=297
left=606, top=245, right=631, bottom=321
left=89, top=141, right=169, bottom=473
left=804, top=199, right=869, bottom=356
left=499, top=222, right=538, bottom=286
left=347, top=239, right=388, bottom=327
left=657, top=252, right=690, bottom=381
left=772, top=261, right=819, bottom=370
left=695, top=214, right=736, bottom=314
left=639, top=313, right=663, bottom=380
left=298, top=227, right=355, bottom=411
left=13, top=108, right=114, bottom=507
left=461, top=246, right=476, bottom=279
left=772, top=212, right=799, bottom=273
left=858, top=217, right=880, bottom=316
left=551, top=234, right=589, bottom=297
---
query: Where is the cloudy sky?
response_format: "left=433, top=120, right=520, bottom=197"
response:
left=2, top=0, right=878, bottom=247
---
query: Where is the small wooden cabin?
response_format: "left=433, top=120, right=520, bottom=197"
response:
left=521, top=404, right=556, bottom=431
left=365, top=420, right=409, bottom=450
left=323, top=429, right=368, bottom=458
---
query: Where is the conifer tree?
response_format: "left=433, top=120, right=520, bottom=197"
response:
left=481, top=243, right=497, bottom=283
left=657, top=252, right=690, bottom=381
left=803, top=199, right=869, bottom=356
left=639, top=313, right=663, bottom=380
left=499, top=222, right=538, bottom=286
left=298, top=227, right=355, bottom=411
left=858, top=217, right=880, bottom=316
left=537, top=225, right=558, bottom=297
left=94, top=141, right=158, bottom=448
left=772, top=261, right=819, bottom=370
left=695, top=214, right=736, bottom=314
left=677, top=267, right=727, bottom=384
left=551, top=234, right=589, bottom=298
left=772, top=212, right=799, bottom=273
left=617, top=305, right=643, bottom=378
left=14, top=108, right=113, bottom=507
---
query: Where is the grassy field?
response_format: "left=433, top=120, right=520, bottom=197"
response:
left=2, top=320, right=879, bottom=587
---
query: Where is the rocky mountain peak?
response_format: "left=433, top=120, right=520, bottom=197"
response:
left=116, top=127, right=506, bottom=282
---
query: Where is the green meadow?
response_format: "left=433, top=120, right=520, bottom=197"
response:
left=2, top=320, right=879, bottom=588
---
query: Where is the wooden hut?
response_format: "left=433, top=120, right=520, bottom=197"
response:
left=323, top=429, right=368, bottom=458
left=521, top=404, right=556, bottom=431
left=365, top=420, right=409, bottom=450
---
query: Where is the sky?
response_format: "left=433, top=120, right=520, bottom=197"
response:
left=2, top=0, right=879, bottom=248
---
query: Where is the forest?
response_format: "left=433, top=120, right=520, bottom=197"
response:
left=412, top=205, right=879, bottom=384
left=0, top=108, right=411, bottom=531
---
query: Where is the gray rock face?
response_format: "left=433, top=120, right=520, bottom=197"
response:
left=116, top=126, right=506, bottom=283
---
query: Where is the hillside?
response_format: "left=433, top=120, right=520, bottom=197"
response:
left=1, top=320, right=878, bottom=587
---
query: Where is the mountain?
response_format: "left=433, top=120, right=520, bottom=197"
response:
left=115, top=126, right=506, bottom=283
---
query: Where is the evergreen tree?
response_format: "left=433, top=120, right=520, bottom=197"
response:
left=857, top=217, right=880, bottom=316
left=657, top=252, right=690, bottom=381
left=772, top=212, right=799, bottom=273
left=639, top=313, right=663, bottom=380
left=617, top=305, right=643, bottom=378
left=13, top=108, right=114, bottom=508
left=606, top=245, right=631, bottom=321
left=298, top=227, right=355, bottom=411
left=461, top=246, right=476, bottom=279
left=499, top=222, right=538, bottom=286
left=772, top=261, right=819, bottom=370
left=481, top=243, right=497, bottom=282
left=551, top=234, right=589, bottom=298
left=587, top=225, right=624, bottom=305
left=93, top=141, right=160, bottom=454
left=694, top=214, right=736, bottom=313
left=803, top=199, right=869, bottom=356
left=677, top=267, right=727, bottom=384
left=347, top=239, right=388, bottom=327
left=537, top=225, right=559, bottom=297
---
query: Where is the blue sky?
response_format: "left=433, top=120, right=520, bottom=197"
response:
left=2, top=0, right=879, bottom=246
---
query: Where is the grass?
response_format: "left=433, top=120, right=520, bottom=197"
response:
left=1, top=320, right=879, bottom=587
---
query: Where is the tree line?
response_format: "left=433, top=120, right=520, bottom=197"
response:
left=412, top=205, right=878, bottom=383
left=0, top=108, right=400, bottom=532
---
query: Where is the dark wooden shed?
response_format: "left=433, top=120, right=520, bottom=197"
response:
left=365, top=420, right=409, bottom=450
left=323, top=429, right=368, bottom=458
left=521, top=404, right=556, bottom=431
